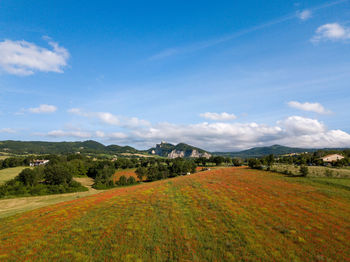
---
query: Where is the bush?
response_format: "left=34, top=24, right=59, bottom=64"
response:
left=248, top=159, right=262, bottom=170
left=44, top=164, right=72, bottom=185
left=118, top=175, right=127, bottom=186
left=300, top=166, right=309, bottom=177
left=324, top=169, right=334, bottom=177
left=127, top=176, right=136, bottom=185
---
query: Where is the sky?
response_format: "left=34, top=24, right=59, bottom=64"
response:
left=0, top=0, right=350, bottom=151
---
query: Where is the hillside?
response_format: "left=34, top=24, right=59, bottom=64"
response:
left=147, top=141, right=211, bottom=158
left=1, top=140, right=347, bottom=159
left=0, top=140, right=139, bottom=155
left=0, top=167, right=349, bottom=261
left=214, top=145, right=319, bottom=158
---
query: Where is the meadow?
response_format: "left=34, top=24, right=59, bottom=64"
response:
left=0, top=166, right=29, bottom=185
left=0, top=167, right=349, bottom=261
left=272, top=163, right=350, bottom=178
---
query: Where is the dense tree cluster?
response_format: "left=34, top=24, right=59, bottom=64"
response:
left=0, top=156, right=33, bottom=170
left=135, top=158, right=197, bottom=182
left=194, top=156, right=242, bottom=167
left=0, top=162, right=87, bottom=198
left=276, top=151, right=350, bottom=167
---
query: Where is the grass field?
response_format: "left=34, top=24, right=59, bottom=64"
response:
left=0, top=167, right=349, bottom=261
left=0, top=177, right=99, bottom=219
left=0, top=166, right=29, bottom=185
left=272, top=163, right=350, bottom=178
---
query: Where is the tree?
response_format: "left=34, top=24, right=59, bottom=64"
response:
left=44, top=164, right=72, bottom=185
left=94, top=166, right=115, bottom=185
left=248, top=159, right=262, bottom=169
left=266, top=154, right=274, bottom=169
left=232, top=158, right=241, bottom=167
left=299, top=166, right=308, bottom=177
left=212, top=156, right=225, bottom=166
left=135, top=167, right=147, bottom=181
left=18, top=168, right=39, bottom=186
left=127, top=176, right=136, bottom=185
left=118, top=175, right=127, bottom=186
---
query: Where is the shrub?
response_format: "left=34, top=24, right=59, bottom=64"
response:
left=118, top=175, right=127, bottom=186
left=127, top=176, right=136, bottom=185
left=248, top=159, right=262, bottom=170
left=44, top=164, right=72, bottom=185
left=300, top=166, right=309, bottom=177
left=324, top=169, right=334, bottom=177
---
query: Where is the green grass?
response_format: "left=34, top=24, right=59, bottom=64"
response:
left=0, top=166, right=29, bottom=185
left=272, top=163, right=350, bottom=178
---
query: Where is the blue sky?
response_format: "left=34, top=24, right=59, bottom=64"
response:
left=0, top=0, right=350, bottom=151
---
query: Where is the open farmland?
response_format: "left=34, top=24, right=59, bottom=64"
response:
left=272, top=163, right=350, bottom=178
left=0, top=166, right=29, bottom=185
left=0, top=167, right=350, bottom=261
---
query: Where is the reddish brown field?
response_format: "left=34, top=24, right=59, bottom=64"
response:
left=0, top=167, right=349, bottom=261
left=112, top=168, right=138, bottom=182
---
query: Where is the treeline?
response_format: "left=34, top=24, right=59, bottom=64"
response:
left=194, top=156, right=242, bottom=167
left=135, top=158, right=197, bottom=182
left=248, top=149, right=350, bottom=170
left=0, top=162, right=87, bottom=198
left=277, top=151, right=350, bottom=167
left=0, top=156, right=34, bottom=170
left=87, top=157, right=198, bottom=189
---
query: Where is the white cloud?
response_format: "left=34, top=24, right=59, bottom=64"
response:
left=279, top=116, right=326, bottom=135
left=297, top=10, right=312, bottom=21
left=128, top=116, right=350, bottom=150
left=95, top=131, right=105, bottom=138
left=0, top=128, right=16, bottom=134
left=29, top=104, right=57, bottom=114
left=68, top=108, right=150, bottom=128
left=47, top=130, right=91, bottom=138
left=200, top=112, right=237, bottom=121
left=37, top=114, right=350, bottom=151
left=288, top=101, right=330, bottom=114
left=312, top=23, right=350, bottom=42
left=0, top=39, right=69, bottom=76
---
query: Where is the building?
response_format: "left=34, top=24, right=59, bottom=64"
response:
left=321, top=154, right=344, bottom=163
left=30, top=159, right=50, bottom=167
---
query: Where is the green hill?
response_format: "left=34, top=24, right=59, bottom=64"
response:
left=214, top=145, right=317, bottom=158
left=147, top=141, right=209, bottom=157
left=0, top=140, right=137, bottom=155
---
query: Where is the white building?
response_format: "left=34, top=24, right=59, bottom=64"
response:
left=30, top=160, right=50, bottom=167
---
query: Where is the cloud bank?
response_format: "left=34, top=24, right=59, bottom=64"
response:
left=200, top=112, right=237, bottom=121
left=0, top=39, right=69, bottom=76
left=42, top=114, right=350, bottom=151
left=68, top=108, right=150, bottom=128
left=312, top=23, right=350, bottom=42
left=29, top=104, right=57, bottom=114
left=288, top=101, right=330, bottom=114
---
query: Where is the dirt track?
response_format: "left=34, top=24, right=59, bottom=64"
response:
left=0, top=177, right=101, bottom=218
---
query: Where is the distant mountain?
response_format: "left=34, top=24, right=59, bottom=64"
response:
left=0, top=140, right=211, bottom=158
left=0, top=140, right=138, bottom=155
left=147, top=142, right=211, bottom=158
left=213, top=145, right=318, bottom=158
left=1, top=140, right=346, bottom=159
left=106, top=145, right=139, bottom=154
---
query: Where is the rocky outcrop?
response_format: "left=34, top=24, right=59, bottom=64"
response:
left=168, top=149, right=211, bottom=159
left=149, top=141, right=212, bottom=159
left=168, top=150, right=185, bottom=159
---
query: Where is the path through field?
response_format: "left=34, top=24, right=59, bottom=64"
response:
left=0, top=177, right=99, bottom=218
left=0, top=168, right=349, bottom=261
